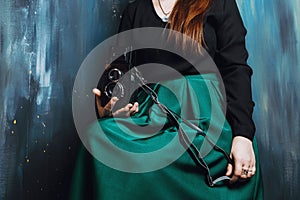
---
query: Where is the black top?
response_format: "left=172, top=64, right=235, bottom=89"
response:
left=117, top=0, right=255, bottom=140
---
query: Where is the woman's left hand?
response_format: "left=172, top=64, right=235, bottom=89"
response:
left=226, top=136, right=256, bottom=183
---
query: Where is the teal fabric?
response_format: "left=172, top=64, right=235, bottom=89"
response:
left=70, top=74, right=263, bottom=200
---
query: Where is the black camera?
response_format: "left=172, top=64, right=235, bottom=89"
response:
left=97, top=47, right=140, bottom=113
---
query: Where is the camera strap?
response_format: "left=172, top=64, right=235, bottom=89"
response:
left=131, top=67, right=233, bottom=186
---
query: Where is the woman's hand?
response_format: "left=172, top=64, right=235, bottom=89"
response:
left=226, top=136, right=256, bottom=183
left=93, top=88, right=139, bottom=118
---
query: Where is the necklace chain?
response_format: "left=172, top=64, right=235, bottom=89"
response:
left=158, top=0, right=171, bottom=16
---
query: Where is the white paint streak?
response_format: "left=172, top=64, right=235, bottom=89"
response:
left=35, top=0, right=52, bottom=105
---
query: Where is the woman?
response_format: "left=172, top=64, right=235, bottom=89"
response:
left=71, top=0, right=263, bottom=199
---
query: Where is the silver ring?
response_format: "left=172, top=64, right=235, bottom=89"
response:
left=241, top=169, right=249, bottom=175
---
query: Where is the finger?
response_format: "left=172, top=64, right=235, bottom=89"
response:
left=238, top=157, right=252, bottom=179
left=240, top=164, right=254, bottom=179
left=133, top=102, right=139, bottom=110
left=135, top=103, right=139, bottom=113
left=129, top=102, right=139, bottom=115
left=226, top=153, right=233, bottom=176
left=105, top=97, right=119, bottom=111
left=251, top=166, right=256, bottom=175
left=226, top=163, right=233, bottom=176
left=93, top=88, right=104, bottom=117
left=113, top=105, right=131, bottom=115
left=248, top=165, right=256, bottom=178
left=113, top=103, right=133, bottom=117
left=231, top=162, right=243, bottom=183
left=249, top=157, right=256, bottom=176
left=247, top=170, right=253, bottom=178
left=241, top=166, right=250, bottom=179
left=124, top=103, right=134, bottom=117
left=245, top=165, right=253, bottom=178
left=242, top=158, right=254, bottom=178
left=124, top=103, right=133, bottom=110
left=92, top=88, right=101, bottom=97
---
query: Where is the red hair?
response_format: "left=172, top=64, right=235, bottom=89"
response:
left=168, top=0, right=212, bottom=49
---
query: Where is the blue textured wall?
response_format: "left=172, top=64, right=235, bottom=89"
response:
left=0, top=0, right=124, bottom=199
left=238, top=0, right=300, bottom=198
left=0, top=0, right=299, bottom=199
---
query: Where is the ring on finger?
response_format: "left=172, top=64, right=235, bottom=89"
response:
left=241, top=169, right=249, bottom=175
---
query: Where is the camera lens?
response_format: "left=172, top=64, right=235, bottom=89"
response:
left=108, top=68, right=123, bottom=81
left=104, top=82, right=124, bottom=99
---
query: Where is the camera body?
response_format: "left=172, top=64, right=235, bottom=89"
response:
left=97, top=47, right=139, bottom=113
left=98, top=63, right=129, bottom=107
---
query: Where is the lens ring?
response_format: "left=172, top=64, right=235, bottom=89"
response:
left=104, top=82, right=116, bottom=98
left=108, top=68, right=123, bottom=82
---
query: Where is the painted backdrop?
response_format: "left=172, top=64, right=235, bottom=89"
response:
left=0, top=0, right=299, bottom=199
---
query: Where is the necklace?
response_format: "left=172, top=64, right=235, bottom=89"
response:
left=157, top=0, right=171, bottom=22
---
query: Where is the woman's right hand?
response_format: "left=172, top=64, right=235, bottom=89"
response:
left=93, top=88, right=139, bottom=118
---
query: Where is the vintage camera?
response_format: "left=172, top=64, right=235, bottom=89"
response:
left=97, top=46, right=139, bottom=112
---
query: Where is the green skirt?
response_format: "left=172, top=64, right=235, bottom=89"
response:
left=70, top=74, right=263, bottom=200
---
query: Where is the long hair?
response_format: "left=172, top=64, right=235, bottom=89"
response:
left=168, top=0, right=212, bottom=49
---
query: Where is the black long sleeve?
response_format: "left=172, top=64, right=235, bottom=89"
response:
left=116, top=0, right=256, bottom=140
left=213, top=0, right=255, bottom=140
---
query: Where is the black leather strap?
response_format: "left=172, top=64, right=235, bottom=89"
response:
left=132, top=67, right=233, bottom=186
